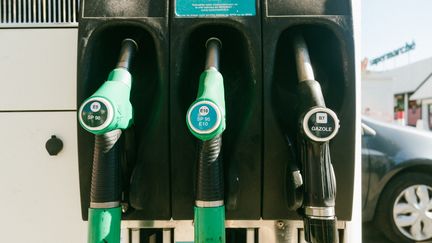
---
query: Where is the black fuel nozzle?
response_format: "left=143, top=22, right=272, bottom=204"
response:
left=293, top=34, right=340, bottom=243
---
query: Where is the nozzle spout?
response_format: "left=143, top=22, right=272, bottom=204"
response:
left=116, top=38, right=139, bottom=70
left=293, top=35, right=315, bottom=82
left=205, top=38, right=222, bottom=71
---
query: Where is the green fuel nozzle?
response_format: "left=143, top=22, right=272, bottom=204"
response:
left=79, top=39, right=138, bottom=135
left=187, top=38, right=226, bottom=243
left=79, top=38, right=138, bottom=243
left=186, top=38, right=226, bottom=141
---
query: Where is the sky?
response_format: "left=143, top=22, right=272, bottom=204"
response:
left=362, top=0, right=432, bottom=71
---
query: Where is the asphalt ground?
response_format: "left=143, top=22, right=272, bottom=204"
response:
left=363, top=222, right=393, bottom=243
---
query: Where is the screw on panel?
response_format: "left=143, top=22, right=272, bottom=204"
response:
left=276, top=221, right=285, bottom=229
left=121, top=202, right=129, bottom=213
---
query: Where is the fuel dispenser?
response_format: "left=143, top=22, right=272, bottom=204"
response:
left=76, top=0, right=171, bottom=234
left=76, top=0, right=357, bottom=242
left=262, top=0, right=357, bottom=242
left=170, top=0, right=262, bottom=223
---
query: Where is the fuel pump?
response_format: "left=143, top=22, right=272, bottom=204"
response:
left=78, top=39, right=138, bottom=243
left=186, top=38, right=226, bottom=243
left=293, top=34, right=340, bottom=243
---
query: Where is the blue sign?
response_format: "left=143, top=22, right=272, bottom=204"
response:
left=175, top=0, right=256, bottom=17
left=188, top=101, right=221, bottom=134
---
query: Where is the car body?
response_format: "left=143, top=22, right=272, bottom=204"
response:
left=362, top=116, right=432, bottom=242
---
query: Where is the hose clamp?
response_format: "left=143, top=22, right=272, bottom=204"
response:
left=305, top=206, right=335, bottom=218
left=90, top=201, right=120, bottom=209
left=195, top=200, right=224, bottom=208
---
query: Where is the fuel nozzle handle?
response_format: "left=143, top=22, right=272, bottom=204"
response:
left=79, top=39, right=138, bottom=135
left=293, top=34, right=340, bottom=243
left=187, top=38, right=225, bottom=141
left=187, top=37, right=225, bottom=201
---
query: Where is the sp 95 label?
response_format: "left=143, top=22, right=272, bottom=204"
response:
left=187, top=101, right=221, bottom=135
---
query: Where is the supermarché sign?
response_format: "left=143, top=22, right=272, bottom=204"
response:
left=370, top=41, right=416, bottom=66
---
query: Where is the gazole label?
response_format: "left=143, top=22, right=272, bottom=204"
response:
left=188, top=101, right=221, bottom=134
left=303, top=107, right=339, bottom=142
left=175, top=0, right=256, bottom=16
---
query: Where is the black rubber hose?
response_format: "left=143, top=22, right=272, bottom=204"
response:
left=196, top=135, right=224, bottom=202
left=90, top=129, right=122, bottom=204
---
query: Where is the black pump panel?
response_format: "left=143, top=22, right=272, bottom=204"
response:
left=77, top=0, right=170, bottom=220
left=170, top=1, right=262, bottom=220
left=266, top=0, right=351, bottom=15
left=262, top=1, right=356, bottom=220
left=82, top=0, right=166, bottom=18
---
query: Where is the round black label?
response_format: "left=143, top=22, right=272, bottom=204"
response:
left=80, top=100, right=109, bottom=128
left=303, top=108, right=339, bottom=142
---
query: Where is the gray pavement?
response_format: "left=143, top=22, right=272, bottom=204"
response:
left=363, top=222, right=393, bottom=243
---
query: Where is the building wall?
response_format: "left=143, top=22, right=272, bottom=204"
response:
left=421, top=99, right=432, bottom=130
left=0, top=28, right=87, bottom=243
left=361, top=72, right=394, bottom=122
left=362, top=57, right=432, bottom=129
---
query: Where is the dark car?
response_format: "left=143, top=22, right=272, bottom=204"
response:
left=362, top=117, right=432, bottom=243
